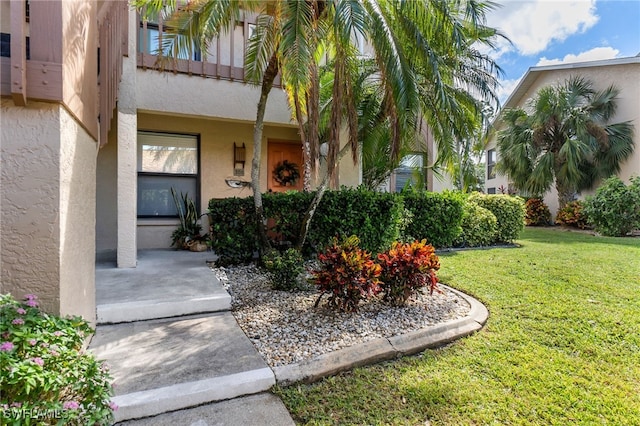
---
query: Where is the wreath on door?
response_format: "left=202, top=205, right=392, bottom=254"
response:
left=273, top=160, right=301, bottom=186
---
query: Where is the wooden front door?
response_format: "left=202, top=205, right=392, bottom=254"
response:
left=268, top=141, right=304, bottom=192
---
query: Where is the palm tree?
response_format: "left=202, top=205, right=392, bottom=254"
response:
left=497, top=76, right=635, bottom=209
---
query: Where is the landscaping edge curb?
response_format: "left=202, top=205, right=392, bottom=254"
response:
left=272, top=285, right=489, bottom=386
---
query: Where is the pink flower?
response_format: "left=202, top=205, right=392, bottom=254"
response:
left=50, top=350, right=59, bottom=356
left=31, top=357, right=44, bottom=366
left=109, top=401, right=119, bottom=411
left=16, top=308, right=26, bottom=315
left=0, top=342, right=14, bottom=351
left=63, top=401, right=80, bottom=410
left=1, top=332, right=9, bottom=339
left=53, top=331, right=63, bottom=337
left=10, top=402, right=22, bottom=408
left=24, top=294, right=37, bottom=300
left=29, top=339, right=37, bottom=346
left=12, top=318, right=24, bottom=325
left=25, top=299, right=38, bottom=307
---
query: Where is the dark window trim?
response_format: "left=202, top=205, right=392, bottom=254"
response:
left=137, top=130, right=201, bottom=219
left=487, top=148, right=496, bottom=180
left=0, top=33, right=30, bottom=59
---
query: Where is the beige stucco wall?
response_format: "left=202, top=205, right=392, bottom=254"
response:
left=1, top=99, right=96, bottom=323
left=58, top=105, right=97, bottom=322
left=136, top=69, right=295, bottom=126
left=95, top=116, right=118, bottom=259
left=1, top=100, right=62, bottom=312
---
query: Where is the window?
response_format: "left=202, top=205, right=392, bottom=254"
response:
left=394, top=153, right=425, bottom=192
left=1, top=33, right=30, bottom=59
left=487, top=187, right=496, bottom=194
left=137, top=132, right=199, bottom=217
left=138, top=22, right=201, bottom=61
left=487, top=149, right=497, bottom=179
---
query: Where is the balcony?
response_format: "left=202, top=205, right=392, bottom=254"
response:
left=136, top=10, right=280, bottom=86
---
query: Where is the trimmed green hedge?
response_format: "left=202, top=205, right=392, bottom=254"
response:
left=306, top=188, right=404, bottom=254
left=401, top=190, right=464, bottom=248
left=456, top=202, right=497, bottom=247
left=208, top=197, right=257, bottom=265
left=467, top=193, right=525, bottom=243
left=209, top=189, right=469, bottom=264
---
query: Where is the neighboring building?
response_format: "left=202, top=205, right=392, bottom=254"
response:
left=485, top=56, right=640, bottom=217
left=0, top=1, right=359, bottom=321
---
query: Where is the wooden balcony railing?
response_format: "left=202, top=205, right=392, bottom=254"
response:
left=137, top=9, right=280, bottom=86
left=1, top=0, right=127, bottom=145
left=98, top=0, right=128, bottom=146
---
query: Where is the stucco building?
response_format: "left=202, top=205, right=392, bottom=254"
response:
left=485, top=56, right=640, bottom=217
left=2, top=1, right=449, bottom=322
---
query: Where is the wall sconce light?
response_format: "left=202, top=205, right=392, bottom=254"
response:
left=234, top=142, right=246, bottom=176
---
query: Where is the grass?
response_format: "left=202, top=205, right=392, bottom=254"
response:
left=274, top=227, right=640, bottom=425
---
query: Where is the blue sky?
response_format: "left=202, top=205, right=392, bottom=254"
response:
left=484, top=0, right=640, bottom=102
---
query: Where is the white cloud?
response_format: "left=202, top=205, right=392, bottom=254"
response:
left=497, top=77, right=523, bottom=105
left=488, top=0, right=599, bottom=57
left=536, top=46, right=620, bottom=65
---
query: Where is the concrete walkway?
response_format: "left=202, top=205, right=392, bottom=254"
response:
left=90, top=250, right=294, bottom=425
left=90, top=249, right=488, bottom=424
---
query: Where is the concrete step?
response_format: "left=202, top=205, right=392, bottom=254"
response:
left=89, top=312, right=275, bottom=423
left=114, top=393, right=294, bottom=426
left=96, top=250, right=230, bottom=324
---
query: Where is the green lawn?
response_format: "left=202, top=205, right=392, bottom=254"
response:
left=275, top=228, right=640, bottom=425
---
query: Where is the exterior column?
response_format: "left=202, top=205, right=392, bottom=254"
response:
left=116, top=8, right=138, bottom=268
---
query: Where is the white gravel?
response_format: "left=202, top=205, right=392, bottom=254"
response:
left=213, top=264, right=471, bottom=368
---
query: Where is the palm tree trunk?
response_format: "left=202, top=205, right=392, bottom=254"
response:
left=556, top=179, right=575, bottom=211
left=252, top=53, right=279, bottom=257
left=296, top=143, right=351, bottom=250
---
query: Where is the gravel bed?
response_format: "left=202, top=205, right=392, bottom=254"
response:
left=213, top=264, right=471, bottom=368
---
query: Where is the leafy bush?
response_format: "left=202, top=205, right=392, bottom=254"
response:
left=312, top=236, right=382, bottom=312
left=0, top=294, right=116, bottom=425
left=306, top=188, right=404, bottom=255
left=524, top=198, right=551, bottom=226
left=468, top=193, right=525, bottom=243
left=401, top=190, right=464, bottom=248
left=209, top=188, right=467, bottom=264
left=262, top=248, right=307, bottom=291
left=456, top=202, right=498, bottom=247
left=555, top=200, right=589, bottom=229
left=583, top=176, right=640, bottom=236
left=377, top=240, right=440, bottom=305
left=263, top=191, right=312, bottom=247
left=208, top=197, right=258, bottom=266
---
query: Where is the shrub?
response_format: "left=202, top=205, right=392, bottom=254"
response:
left=401, top=190, right=464, bottom=248
left=262, top=248, right=307, bottom=291
left=555, top=200, right=589, bottom=229
left=456, top=202, right=498, bottom=247
left=307, top=188, right=404, bottom=255
left=0, top=294, right=116, bottom=425
left=377, top=240, right=440, bottom=305
left=524, top=198, right=551, bottom=226
left=208, top=197, right=257, bottom=266
left=312, top=236, right=382, bottom=312
left=583, top=176, right=640, bottom=236
left=468, top=193, right=525, bottom=243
